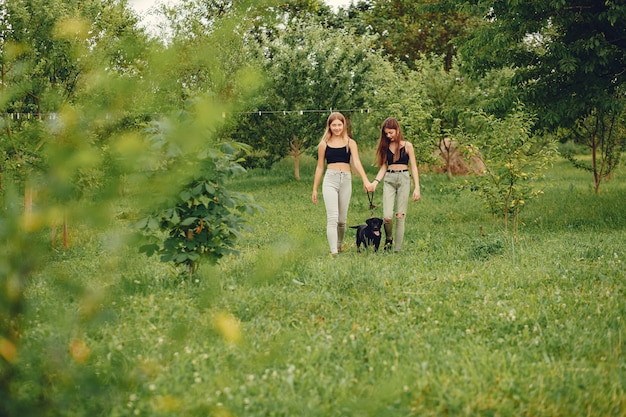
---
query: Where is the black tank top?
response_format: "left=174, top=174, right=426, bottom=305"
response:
left=387, top=146, right=409, bottom=165
left=325, top=146, right=351, bottom=164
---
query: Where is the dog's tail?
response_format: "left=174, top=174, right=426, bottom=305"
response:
left=350, top=225, right=362, bottom=229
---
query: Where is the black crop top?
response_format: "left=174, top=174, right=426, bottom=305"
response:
left=325, top=145, right=351, bottom=164
left=387, top=146, right=409, bottom=165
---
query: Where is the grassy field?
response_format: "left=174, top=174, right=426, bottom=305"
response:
left=12, top=150, right=626, bottom=416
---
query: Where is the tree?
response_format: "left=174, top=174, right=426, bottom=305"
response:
left=459, top=105, right=558, bottom=234
left=401, top=55, right=480, bottom=176
left=458, top=0, right=626, bottom=192
left=343, top=0, right=477, bottom=70
left=559, top=109, right=626, bottom=193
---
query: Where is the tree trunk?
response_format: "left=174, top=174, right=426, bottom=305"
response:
left=592, top=134, right=600, bottom=194
left=51, top=213, right=69, bottom=249
left=289, top=135, right=305, bottom=181
left=63, top=215, right=68, bottom=249
left=294, top=153, right=300, bottom=181
left=439, top=138, right=454, bottom=180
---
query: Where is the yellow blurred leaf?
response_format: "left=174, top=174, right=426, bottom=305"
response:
left=0, top=338, right=18, bottom=363
left=69, top=339, right=91, bottom=363
left=54, top=17, right=89, bottom=39
left=213, top=312, right=242, bottom=344
left=153, top=395, right=183, bottom=412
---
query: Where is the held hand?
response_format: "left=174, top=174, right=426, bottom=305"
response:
left=364, top=181, right=375, bottom=193
left=312, top=190, right=318, bottom=204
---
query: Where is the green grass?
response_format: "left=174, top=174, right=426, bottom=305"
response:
left=10, top=154, right=626, bottom=416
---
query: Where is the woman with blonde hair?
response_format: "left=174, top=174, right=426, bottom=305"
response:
left=369, top=117, right=420, bottom=252
left=312, top=112, right=372, bottom=255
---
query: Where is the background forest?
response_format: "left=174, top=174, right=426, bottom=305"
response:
left=1, top=0, right=625, bottom=416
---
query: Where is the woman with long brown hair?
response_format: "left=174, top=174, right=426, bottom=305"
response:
left=369, top=117, right=421, bottom=252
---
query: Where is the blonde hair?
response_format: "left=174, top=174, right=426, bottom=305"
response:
left=320, top=112, right=350, bottom=147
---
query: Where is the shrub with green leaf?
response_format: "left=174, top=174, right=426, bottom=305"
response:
left=137, top=141, right=262, bottom=275
left=459, top=104, right=558, bottom=233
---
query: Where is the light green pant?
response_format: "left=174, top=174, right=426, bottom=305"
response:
left=383, top=171, right=410, bottom=251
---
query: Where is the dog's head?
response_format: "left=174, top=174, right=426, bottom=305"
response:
left=365, top=217, right=383, bottom=236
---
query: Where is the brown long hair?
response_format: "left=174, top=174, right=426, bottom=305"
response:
left=375, top=117, right=404, bottom=166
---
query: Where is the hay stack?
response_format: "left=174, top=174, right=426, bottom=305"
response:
left=432, top=138, right=486, bottom=178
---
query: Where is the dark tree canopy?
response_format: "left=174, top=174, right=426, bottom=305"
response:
left=459, top=0, right=626, bottom=130
left=343, top=0, right=476, bottom=70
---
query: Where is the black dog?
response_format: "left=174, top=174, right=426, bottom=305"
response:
left=350, top=217, right=383, bottom=252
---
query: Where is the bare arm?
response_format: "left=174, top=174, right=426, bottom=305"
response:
left=406, top=142, right=421, bottom=201
left=312, top=141, right=326, bottom=204
left=349, top=139, right=372, bottom=191
left=370, top=164, right=387, bottom=192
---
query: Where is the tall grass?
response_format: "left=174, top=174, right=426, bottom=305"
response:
left=11, top=151, right=626, bottom=416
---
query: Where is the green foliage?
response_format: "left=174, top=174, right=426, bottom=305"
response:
left=346, top=0, right=477, bottom=70
left=458, top=0, right=626, bottom=183
left=383, top=73, right=439, bottom=165
left=460, top=0, right=626, bottom=129
left=0, top=2, right=270, bottom=415
left=460, top=0, right=626, bottom=107
left=378, top=55, right=520, bottom=169
left=0, top=188, right=42, bottom=413
left=228, top=19, right=395, bottom=168
left=136, top=140, right=263, bottom=274
left=0, top=118, right=45, bottom=190
left=459, top=105, right=558, bottom=233
left=0, top=0, right=149, bottom=197
left=395, top=55, right=474, bottom=165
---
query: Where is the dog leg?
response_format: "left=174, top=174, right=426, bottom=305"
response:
left=383, top=219, right=393, bottom=251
